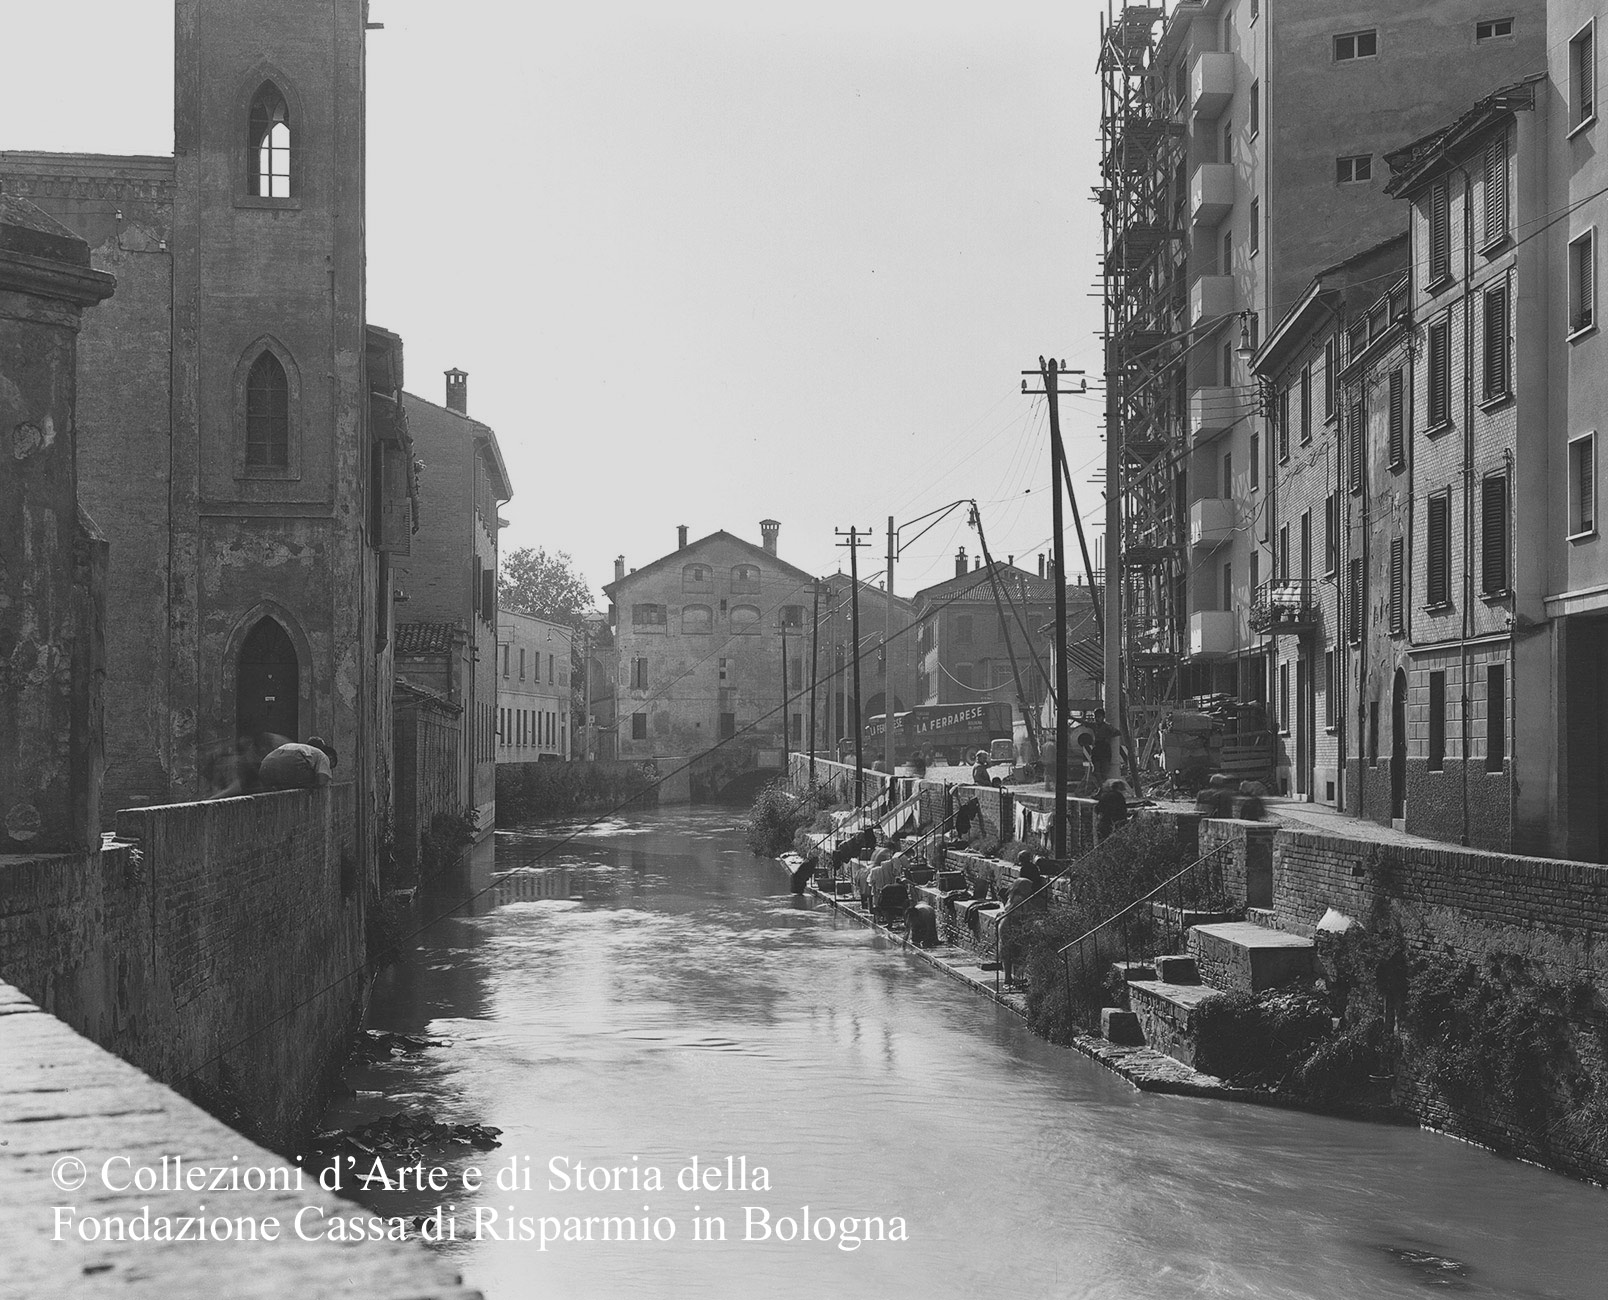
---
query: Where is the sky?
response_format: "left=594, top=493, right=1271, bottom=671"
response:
left=3, top=0, right=1109, bottom=604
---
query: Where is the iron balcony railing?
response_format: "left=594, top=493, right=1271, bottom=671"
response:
left=1249, top=578, right=1317, bottom=635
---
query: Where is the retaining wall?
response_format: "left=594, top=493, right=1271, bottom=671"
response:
left=0, top=786, right=365, bottom=1151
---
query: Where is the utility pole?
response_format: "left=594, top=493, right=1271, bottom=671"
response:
left=1102, top=333, right=1124, bottom=786
left=885, top=515, right=896, bottom=778
left=837, top=527, right=869, bottom=806
left=1024, top=357, right=1086, bottom=860
left=808, top=580, right=820, bottom=786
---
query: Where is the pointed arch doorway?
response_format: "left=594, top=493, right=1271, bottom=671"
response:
left=237, top=617, right=299, bottom=744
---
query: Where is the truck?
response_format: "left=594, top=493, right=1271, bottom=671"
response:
left=859, top=702, right=1014, bottom=767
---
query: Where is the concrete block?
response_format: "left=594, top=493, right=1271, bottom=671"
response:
left=1101, top=1007, right=1145, bottom=1045
left=1155, top=954, right=1201, bottom=984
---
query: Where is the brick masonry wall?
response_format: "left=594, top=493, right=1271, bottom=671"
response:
left=1273, top=824, right=1608, bottom=1176
left=0, top=786, right=364, bottom=1151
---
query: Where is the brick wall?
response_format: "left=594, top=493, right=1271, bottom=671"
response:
left=0, top=786, right=365, bottom=1151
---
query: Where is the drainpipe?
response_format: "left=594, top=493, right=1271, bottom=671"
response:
left=1457, top=162, right=1475, bottom=848
left=1505, top=447, right=1517, bottom=851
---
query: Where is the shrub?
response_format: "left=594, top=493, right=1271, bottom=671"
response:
left=745, top=780, right=839, bottom=859
left=1193, top=988, right=1332, bottom=1085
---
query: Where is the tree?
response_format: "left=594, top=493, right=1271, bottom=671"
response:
left=498, top=547, right=594, bottom=625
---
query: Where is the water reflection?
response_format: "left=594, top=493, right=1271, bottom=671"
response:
left=325, top=809, right=1606, bottom=1300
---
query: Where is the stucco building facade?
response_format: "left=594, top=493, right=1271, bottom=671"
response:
left=604, top=523, right=815, bottom=798
left=497, top=611, right=573, bottom=763
left=399, top=376, right=511, bottom=832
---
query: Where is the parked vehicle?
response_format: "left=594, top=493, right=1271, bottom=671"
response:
left=862, top=702, right=1013, bottom=767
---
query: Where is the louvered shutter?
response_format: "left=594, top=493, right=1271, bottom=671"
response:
left=1583, top=236, right=1596, bottom=330
left=1482, top=475, right=1509, bottom=594
left=1427, top=493, right=1450, bottom=606
left=1429, top=321, right=1450, bottom=425
left=1388, top=369, right=1404, bottom=467
left=1430, top=182, right=1451, bottom=281
left=1389, top=539, right=1405, bottom=633
left=1584, top=29, right=1597, bottom=122
left=1348, top=399, right=1364, bottom=492
left=1350, top=558, right=1365, bottom=642
left=1483, top=134, right=1507, bottom=245
left=1278, top=387, right=1290, bottom=461
left=1485, top=285, right=1509, bottom=398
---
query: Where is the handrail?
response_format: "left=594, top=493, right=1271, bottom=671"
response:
left=1055, top=839, right=1232, bottom=958
left=991, top=816, right=1145, bottom=995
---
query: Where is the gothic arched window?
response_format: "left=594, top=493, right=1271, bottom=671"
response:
left=248, top=83, right=292, bottom=198
left=246, top=352, right=290, bottom=468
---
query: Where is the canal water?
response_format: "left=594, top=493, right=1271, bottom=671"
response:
left=328, top=807, right=1606, bottom=1299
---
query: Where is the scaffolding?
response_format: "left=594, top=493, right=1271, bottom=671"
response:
left=1098, top=2, right=1190, bottom=712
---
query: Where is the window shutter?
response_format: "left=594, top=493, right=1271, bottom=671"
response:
left=1585, top=28, right=1597, bottom=121
left=1389, top=538, right=1405, bottom=633
left=1388, top=369, right=1404, bottom=467
left=1482, top=475, right=1509, bottom=594
left=378, top=442, right=412, bottom=555
left=1429, top=321, right=1450, bottom=425
left=1300, top=365, right=1311, bottom=440
left=1278, top=387, right=1290, bottom=460
left=1350, top=557, right=1365, bottom=642
left=1348, top=399, right=1364, bottom=492
left=1485, top=285, right=1509, bottom=398
left=1430, top=182, right=1451, bottom=280
left=1584, top=235, right=1596, bottom=329
left=1427, top=493, right=1450, bottom=606
left=1583, top=442, right=1596, bottom=531
left=1483, top=134, right=1507, bottom=244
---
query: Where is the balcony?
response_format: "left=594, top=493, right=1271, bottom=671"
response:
left=1189, top=497, right=1235, bottom=549
left=1189, top=386, right=1241, bottom=443
left=1189, top=611, right=1237, bottom=659
left=1189, top=274, right=1237, bottom=329
left=1249, top=579, right=1317, bottom=635
left=1191, top=52, right=1235, bottom=118
left=1191, top=163, right=1236, bottom=227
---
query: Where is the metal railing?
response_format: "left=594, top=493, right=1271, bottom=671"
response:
left=1249, top=578, right=1316, bottom=635
left=1055, top=840, right=1233, bottom=1034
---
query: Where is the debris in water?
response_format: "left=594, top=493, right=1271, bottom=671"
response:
left=308, top=1111, right=502, bottom=1170
left=1382, top=1245, right=1471, bottom=1289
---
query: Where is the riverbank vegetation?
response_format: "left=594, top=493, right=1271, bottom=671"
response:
left=745, top=780, right=840, bottom=858
left=496, top=761, right=657, bottom=822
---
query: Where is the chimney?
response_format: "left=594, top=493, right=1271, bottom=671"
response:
left=614, top=555, right=625, bottom=582
left=955, top=547, right=967, bottom=578
left=760, top=518, right=780, bottom=556
left=445, top=367, right=468, bottom=414
left=1007, top=555, right=1014, bottom=567
left=677, top=524, right=689, bottom=550
left=973, top=556, right=981, bottom=571
left=1038, top=553, right=1046, bottom=578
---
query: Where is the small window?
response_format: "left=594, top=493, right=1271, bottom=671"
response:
left=682, top=564, right=711, bottom=592
left=1334, top=29, right=1379, bottom=61
left=731, top=564, right=761, bottom=593
left=1476, top=18, right=1513, bottom=42
left=1570, top=433, right=1597, bottom=537
left=1428, top=180, right=1452, bottom=283
left=1336, top=154, right=1372, bottom=183
left=1487, top=664, right=1506, bottom=771
left=1482, top=132, right=1509, bottom=245
left=548, top=653, right=555, bottom=684
left=631, top=657, right=648, bottom=690
left=1388, top=368, right=1406, bottom=468
left=1482, top=473, right=1509, bottom=594
left=519, top=647, right=526, bottom=680
left=1483, top=283, right=1510, bottom=400
left=682, top=604, right=713, bottom=634
left=502, top=644, right=510, bottom=679
left=1571, top=22, right=1596, bottom=131
left=1428, top=672, right=1447, bottom=770
left=1249, top=81, right=1260, bottom=138
left=730, top=604, right=761, bottom=634
left=1427, top=491, right=1452, bottom=607
left=781, top=604, right=805, bottom=629
left=1570, top=230, right=1596, bottom=335
left=1427, top=318, right=1452, bottom=426
left=247, top=82, right=292, bottom=198
left=1250, top=197, right=1260, bottom=255
left=632, top=603, right=667, bottom=627
left=1389, top=539, right=1405, bottom=634
left=632, top=712, right=648, bottom=741
left=245, top=351, right=290, bottom=468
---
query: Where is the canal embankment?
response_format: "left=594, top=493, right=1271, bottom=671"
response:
left=781, top=756, right=1608, bottom=1184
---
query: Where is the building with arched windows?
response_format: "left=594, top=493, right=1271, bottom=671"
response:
left=0, top=2, right=412, bottom=880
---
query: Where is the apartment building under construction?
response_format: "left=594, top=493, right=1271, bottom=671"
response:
left=1098, top=0, right=1543, bottom=716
